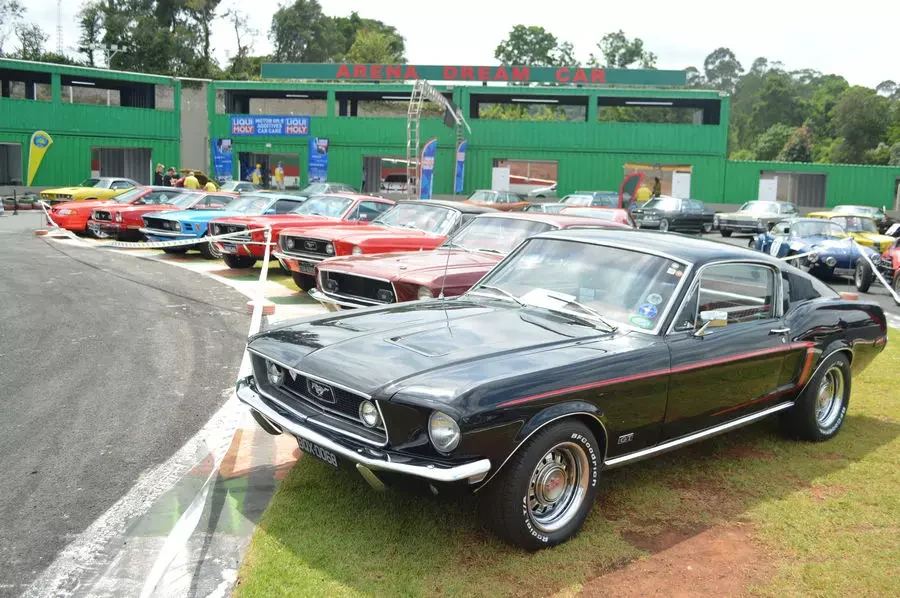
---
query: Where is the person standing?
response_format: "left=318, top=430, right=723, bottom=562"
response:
left=274, top=162, right=285, bottom=191
left=184, top=171, right=201, bottom=189
left=204, top=179, right=217, bottom=192
left=651, top=177, right=662, bottom=198
left=153, top=164, right=164, bottom=186
left=251, top=164, right=262, bottom=186
left=163, top=167, right=177, bottom=186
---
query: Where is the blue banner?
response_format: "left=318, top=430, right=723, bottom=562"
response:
left=308, top=137, right=330, bottom=183
left=211, top=138, right=233, bottom=182
left=454, top=140, right=467, bottom=194
left=419, top=138, right=438, bottom=199
left=230, top=115, right=311, bottom=137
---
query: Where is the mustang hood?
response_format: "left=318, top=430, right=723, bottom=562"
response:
left=55, top=199, right=115, bottom=211
left=294, top=225, right=438, bottom=244
left=214, top=214, right=335, bottom=228
left=159, top=209, right=246, bottom=223
left=247, top=300, right=652, bottom=398
left=320, top=249, right=501, bottom=284
left=110, top=204, right=176, bottom=215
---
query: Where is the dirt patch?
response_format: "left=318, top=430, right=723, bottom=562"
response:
left=579, top=525, right=774, bottom=598
left=808, top=484, right=849, bottom=502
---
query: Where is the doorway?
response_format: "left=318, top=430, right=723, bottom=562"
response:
left=238, top=152, right=300, bottom=190
left=624, top=163, right=693, bottom=198
left=362, top=156, right=412, bottom=196
left=759, top=171, right=826, bottom=208
left=894, top=177, right=899, bottom=211
left=91, top=147, right=152, bottom=184
left=0, top=143, right=22, bottom=185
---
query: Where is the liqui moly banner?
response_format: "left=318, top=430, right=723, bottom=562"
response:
left=230, top=115, right=310, bottom=137
left=419, top=138, right=438, bottom=199
left=454, top=140, right=467, bottom=194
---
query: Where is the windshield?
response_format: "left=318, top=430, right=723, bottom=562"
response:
left=113, top=188, right=146, bottom=203
left=469, top=238, right=686, bottom=332
left=444, top=218, right=554, bottom=254
left=79, top=178, right=102, bottom=187
left=292, top=195, right=353, bottom=217
left=299, top=183, right=329, bottom=196
left=830, top=215, right=876, bottom=233
left=467, top=191, right=497, bottom=203
left=561, top=208, right=619, bottom=222
left=218, top=194, right=272, bottom=214
left=374, top=203, right=459, bottom=235
left=170, top=193, right=202, bottom=208
left=834, top=205, right=877, bottom=216
left=561, top=194, right=594, bottom=207
left=739, top=201, right=779, bottom=214
left=791, top=221, right=847, bottom=238
left=643, top=197, right=681, bottom=211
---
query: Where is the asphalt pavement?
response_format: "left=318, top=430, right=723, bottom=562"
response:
left=0, top=213, right=249, bottom=596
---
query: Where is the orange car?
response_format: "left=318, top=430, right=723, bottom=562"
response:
left=463, top=190, right=530, bottom=212
left=47, top=186, right=185, bottom=233
left=559, top=206, right=636, bottom=228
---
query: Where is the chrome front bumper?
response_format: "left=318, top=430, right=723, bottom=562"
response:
left=308, top=288, right=371, bottom=311
left=236, top=378, right=492, bottom=484
left=139, top=228, right=193, bottom=238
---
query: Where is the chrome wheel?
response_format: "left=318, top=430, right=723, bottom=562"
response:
left=527, top=442, right=590, bottom=533
left=854, top=266, right=862, bottom=287
left=790, top=256, right=801, bottom=269
left=702, top=223, right=712, bottom=234
left=659, top=219, right=669, bottom=232
left=816, top=366, right=845, bottom=429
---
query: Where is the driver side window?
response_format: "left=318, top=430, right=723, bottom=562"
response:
left=672, top=263, right=777, bottom=332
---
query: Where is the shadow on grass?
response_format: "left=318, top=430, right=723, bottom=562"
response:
left=235, top=413, right=899, bottom=597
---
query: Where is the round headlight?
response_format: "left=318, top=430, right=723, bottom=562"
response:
left=351, top=245, right=362, bottom=256
left=115, top=212, right=123, bottom=222
left=417, top=286, right=433, bottom=300
left=358, top=400, right=382, bottom=428
left=286, top=238, right=295, bottom=250
left=428, top=411, right=461, bottom=453
left=266, top=361, right=284, bottom=386
left=808, top=252, right=819, bottom=263
left=326, top=243, right=335, bottom=255
left=825, top=256, right=837, bottom=267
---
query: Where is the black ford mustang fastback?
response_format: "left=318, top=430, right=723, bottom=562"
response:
left=236, top=229, right=888, bottom=549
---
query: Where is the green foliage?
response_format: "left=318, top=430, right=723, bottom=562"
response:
left=863, top=143, right=891, bottom=165
left=332, top=12, right=405, bottom=62
left=12, top=22, right=47, bottom=61
left=831, top=86, right=891, bottom=163
left=750, top=72, right=805, bottom=138
left=753, top=124, right=796, bottom=161
left=777, top=126, right=814, bottom=162
left=344, top=29, right=403, bottom=63
left=730, top=149, right=755, bottom=161
left=494, top=25, right=575, bottom=67
left=703, top=47, right=743, bottom=93
left=589, top=30, right=656, bottom=68
left=269, top=0, right=330, bottom=62
left=479, top=103, right=570, bottom=121
left=890, top=143, right=900, bottom=166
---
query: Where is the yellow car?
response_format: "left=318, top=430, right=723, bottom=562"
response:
left=40, top=177, right=138, bottom=205
left=807, top=211, right=896, bottom=253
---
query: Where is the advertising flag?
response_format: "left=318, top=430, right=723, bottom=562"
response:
left=419, top=138, right=438, bottom=199
left=454, top=140, right=467, bottom=194
left=27, top=131, right=53, bottom=186
left=308, top=137, right=330, bottom=183
left=212, top=138, right=234, bottom=182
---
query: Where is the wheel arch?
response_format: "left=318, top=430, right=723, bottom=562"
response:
left=799, top=345, right=853, bottom=396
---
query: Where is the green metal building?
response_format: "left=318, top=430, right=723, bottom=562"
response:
left=2, top=58, right=898, bottom=210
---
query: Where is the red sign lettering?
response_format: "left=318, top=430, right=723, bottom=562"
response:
left=555, top=68, right=570, bottom=83
left=511, top=67, right=530, bottom=82
left=336, top=64, right=351, bottom=79
left=591, top=69, right=606, bottom=83
left=495, top=67, right=509, bottom=81
left=404, top=65, right=419, bottom=79
left=444, top=66, right=458, bottom=80
left=572, top=69, right=588, bottom=84
left=353, top=64, right=367, bottom=79
left=460, top=66, right=474, bottom=81
left=370, top=64, right=383, bottom=79
left=386, top=65, right=402, bottom=79
left=477, top=66, right=490, bottom=81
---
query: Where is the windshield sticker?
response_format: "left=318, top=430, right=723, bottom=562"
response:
left=646, top=293, right=663, bottom=305
left=629, top=315, right=654, bottom=329
left=637, top=303, right=658, bottom=319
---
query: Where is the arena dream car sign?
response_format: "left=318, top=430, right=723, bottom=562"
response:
left=260, top=64, right=688, bottom=87
left=230, top=116, right=311, bottom=137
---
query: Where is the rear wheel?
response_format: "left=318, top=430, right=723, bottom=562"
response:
left=854, top=261, right=874, bottom=293
left=481, top=420, right=600, bottom=550
left=720, top=229, right=732, bottom=237
left=701, top=223, right=713, bottom=234
left=223, top=254, right=257, bottom=269
left=198, top=233, right=222, bottom=259
left=163, top=247, right=187, bottom=254
left=658, top=218, right=669, bottom=232
left=292, top=272, right=316, bottom=292
left=780, top=353, right=850, bottom=442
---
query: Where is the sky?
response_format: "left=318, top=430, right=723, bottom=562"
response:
left=20, top=0, right=899, bottom=89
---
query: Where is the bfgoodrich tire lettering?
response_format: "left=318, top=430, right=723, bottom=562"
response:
left=482, top=420, right=600, bottom=550
left=781, top=353, right=851, bottom=442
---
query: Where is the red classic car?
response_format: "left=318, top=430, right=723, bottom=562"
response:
left=275, top=200, right=496, bottom=291
left=209, top=194, right=395, bottom=269
left=310, top=212, right=628, bottom=310
left=88, top=191, right=237, bottom=240
left=559, top=206, right=636, bottom=228
left=47, top=186, right=185, bottom=233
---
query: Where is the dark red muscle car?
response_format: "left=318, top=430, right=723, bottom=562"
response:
left=309, top=212, right=628, bottom=309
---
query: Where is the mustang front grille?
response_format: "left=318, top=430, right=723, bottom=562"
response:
left=281, top=236, right=331, bottom=257
left=93, top=211, right=112, bottom=221
left=143, top=217, right=178, bottom=231
left=320, top=271, right=396, bottom=304
left=211, top=223, right=250, bottom=241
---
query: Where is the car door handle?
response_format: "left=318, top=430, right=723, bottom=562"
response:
left=769, top=328, right=791, bottom=335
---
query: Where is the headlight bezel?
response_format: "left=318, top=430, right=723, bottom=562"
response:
left=326, top=243, right=335, bottom=255
left=351, top=245, right=362, bottom=256
left=417, top=286, right=433, bottom=300
left=358, top=400, right=382, bottom=428
left=428, top=411, right=461, bottom=454
left=266, top=361, right=284, bottom=387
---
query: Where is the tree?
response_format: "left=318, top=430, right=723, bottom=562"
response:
left=831, top=86, right=890, bottom=163
left=590, top=30, right=655, bottom=68
left=13, top=22, right=48, bottom=61
left=494, top=25, right=574, bottom=67
left=269, top=0, right=335, bottom=62
left=777, top=126, right=814, bottom=162
left=0, top=0, right=24, bottom=56
left=77, top=1, right=103, bottom=66
left=684, top=66, right=705, bottom=87
left=332, top=12, right=405, bottom=61
left=749, top=72, right=805, bottom=137
left=863, top=143, right=891, bottom=165
left=345, top=29, right=403, bottom=63
left=703, top=47, right=743, bottom=93
left=224, top=8, right=258, bottom=78
left=753, top=124, right=796, bottom=161
left=889, top=142, right=900, bottom=166
left=184, top=0, right=222, bottom=78
left=876, top=80, right=897, bottom=97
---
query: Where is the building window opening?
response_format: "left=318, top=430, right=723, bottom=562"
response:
left=0, top=143, right=23, bottom=185
left=758, top=171, right=826, bottom=208
left=224, top=90, right=327, bottom=116
left=598, top=97, right=720, bottom=125
left=625, top=163, right=694, bottom=199
left=362, top=156, right=414, bottom=195
left=472, top=94, right=587, bottom=122
left=337, top=91, right=447, bottom=118
left=492, top=159, right=559, bottom=196
left=0, top=68, right=51, bottom=101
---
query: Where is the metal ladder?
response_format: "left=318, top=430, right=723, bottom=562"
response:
left=405, top=81, right=425, bottom=199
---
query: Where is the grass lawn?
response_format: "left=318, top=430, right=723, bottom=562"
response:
left=235, top=331, right=899, bottom=597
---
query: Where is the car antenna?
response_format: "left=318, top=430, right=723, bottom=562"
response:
left=437, top=235, right=454, bottom=300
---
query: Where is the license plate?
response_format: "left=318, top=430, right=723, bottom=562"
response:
left=298, top=437, right=339, bottom=468
left=299, top=262, right=316, bottom=275
left=222, top=243, right=236, bottom=252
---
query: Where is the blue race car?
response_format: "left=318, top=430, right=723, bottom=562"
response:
left=751, top=217, right=877, bottom=279
left=140, top=193, right=306, bottom=258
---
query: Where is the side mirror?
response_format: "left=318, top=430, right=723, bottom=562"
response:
left=694, top=310, right=728, bottom=337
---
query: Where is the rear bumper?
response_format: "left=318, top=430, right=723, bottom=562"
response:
left=236, top=377, right=491, bottom=484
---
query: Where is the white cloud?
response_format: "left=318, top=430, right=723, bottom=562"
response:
left=20, top=0, right=900, bottom=88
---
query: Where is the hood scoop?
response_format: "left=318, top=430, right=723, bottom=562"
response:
left=389, top=325, right=481, bottom=357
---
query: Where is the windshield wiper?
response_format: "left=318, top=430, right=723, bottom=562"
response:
left=529, top=289, right=618, bottom=333
left=442, top=242, right=473, bottom=253
left=469, top=285, right=525, bottom=306
left=475, top=247, right=505, bottom=255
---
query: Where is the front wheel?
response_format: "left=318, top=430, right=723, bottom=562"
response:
left=291, top=272, right=316, bottom=292
left=198, top=234, right=222, bottom=259
left=720, top=229, right=732, bottom=238
left=854, top=261, right=874, bottom=293
left=702, top=223, right=713, bottom=234
left=658, top=218, right=669, bottom=232
left=481, top=420, right=600, bottom=550
left=780, top=353, right=850, bottom=442
left=223, top=254, right=257, bottom=269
